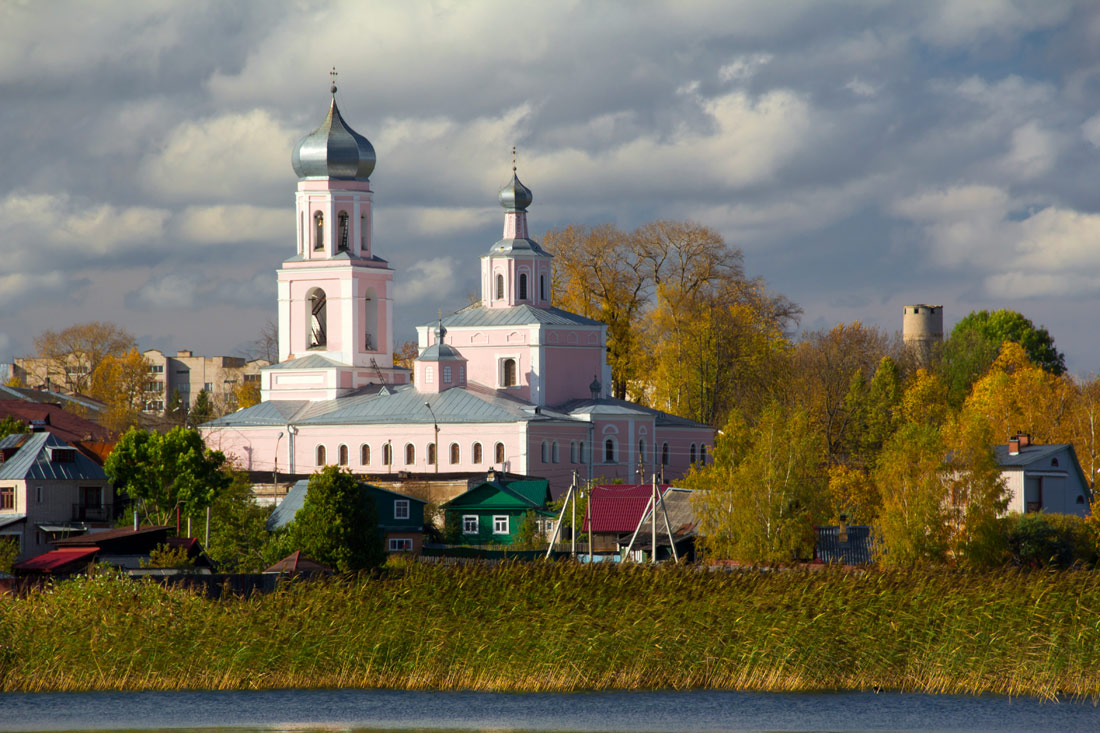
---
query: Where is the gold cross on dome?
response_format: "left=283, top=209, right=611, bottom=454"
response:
left=512, top=145, right=517, bottom=173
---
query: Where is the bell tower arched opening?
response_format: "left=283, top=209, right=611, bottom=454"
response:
left=307, top=287, right=327, bottom=349
left=313, top=211, right=324, bottom=251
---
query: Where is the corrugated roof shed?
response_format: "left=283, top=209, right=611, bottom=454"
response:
left=13, top=547, right=98, bottom=573
left=635, top=488, right=699, bottom=540
left=815, top=525, right=875, bottom=565
left=583, top=484, right=671, bottom=534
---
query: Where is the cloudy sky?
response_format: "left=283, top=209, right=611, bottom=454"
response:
left=4, top=0, right=1100, bottom=374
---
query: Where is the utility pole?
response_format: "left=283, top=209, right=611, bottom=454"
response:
left=424, top=401, right=439, bottom=473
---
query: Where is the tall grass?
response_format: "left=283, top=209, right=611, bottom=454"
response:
left=1, top=563, right=1098, bottom=699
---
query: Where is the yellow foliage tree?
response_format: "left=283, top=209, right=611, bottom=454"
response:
left=89, top=348, right=152, bottom=433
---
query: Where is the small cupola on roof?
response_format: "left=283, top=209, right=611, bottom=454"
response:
left=416, top=323, right=467, bottom=394
left=291, top=74, right=376, bottom=180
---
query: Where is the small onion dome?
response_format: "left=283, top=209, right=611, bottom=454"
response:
left=589, top=377, right=602, bottom=399
left=498, top=172, right=533, bottom=211
left=292, top=95, right=376, bottom=180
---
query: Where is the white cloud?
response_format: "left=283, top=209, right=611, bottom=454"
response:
left=845, top=77, right=877, bottom=98
left=719, top=53, right=773, bottom=82
left=140, top=110, right=297, bottom=202
left=917, top=0, right=1070, bottom=47
left=0, top=271, right=71, bottom=308
left=174, top=205, right=288, bottom=243
left=394, top=257, right=460, bottom=304
left=1082, top=112, right=1100, bottom=148
left=997, top=121, right=1060, bottom=180
left=130, top=273, right=202, bottom=310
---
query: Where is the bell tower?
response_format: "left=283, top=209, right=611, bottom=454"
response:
left=266, top=73, right=408, bottom=400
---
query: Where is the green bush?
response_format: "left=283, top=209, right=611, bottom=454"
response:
left=1004, top=513, right=1076, bottom=567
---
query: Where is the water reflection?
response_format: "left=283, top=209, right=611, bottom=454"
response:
left=0, top=689, right=1098, bottom=732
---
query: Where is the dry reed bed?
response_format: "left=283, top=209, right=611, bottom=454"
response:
left=1, top=563, right=1097, bottom=699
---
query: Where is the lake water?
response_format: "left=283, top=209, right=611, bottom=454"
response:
left=0, top=689, right=1098, bottom=732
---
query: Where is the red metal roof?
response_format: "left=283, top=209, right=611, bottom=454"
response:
left=582, top=484, right=671, bottom=534
left=13, top=547, right=98, bottom=573
left=264, top=551, right=332, bottom=573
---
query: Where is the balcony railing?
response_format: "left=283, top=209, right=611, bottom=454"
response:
left=72, top=504, right=112, bottom=522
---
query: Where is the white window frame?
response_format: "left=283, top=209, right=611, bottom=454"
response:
left=425, top=365, right=434, bottom=384
left=493, top=515, right=509, bottom=535
left=394, top=499, right=410, bottom=520
left=388, top=538, right=413, bottom=552
left=463, top=515, right=479, bottom=535
left=443, top=365, right=452, bottom=383
left=498, top=354, right=521, bottom=388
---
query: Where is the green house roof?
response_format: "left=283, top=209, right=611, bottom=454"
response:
left=444, top=478, right=553, bottom=515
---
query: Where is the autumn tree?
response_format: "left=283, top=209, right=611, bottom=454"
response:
left=787, top=323, right=892, bottom=465
left=545, top=223, right=648, bottom=399
left=30, top=321, right=136, bottom=393
left=232, top=380, right=261, bottom=411
left=393, top=340, right=419, bottom=372
left=88, top=348, right=152, bottom=432
left=689, top=403, right=827, bottom=563
left=0, top=416, right=29, bottom=440
left=105, top=427, right=230, bottom=525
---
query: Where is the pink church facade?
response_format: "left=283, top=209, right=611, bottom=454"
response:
left=201, top=85, right=714, bottom=496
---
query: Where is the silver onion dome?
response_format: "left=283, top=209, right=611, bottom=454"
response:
left=497, top=172, right=533, bottom=211
left=291, top=91, right=376, bottom=180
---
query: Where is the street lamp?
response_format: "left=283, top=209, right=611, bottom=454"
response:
left=424, top=401, right=439, bottom=473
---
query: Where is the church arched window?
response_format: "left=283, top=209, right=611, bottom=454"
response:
left=540, top=274, right=546, bottom=300
left=427, top=443, right=436, bottom=466
left=313, top=211, right=324, bottom=250
left=473, top=442, right=483, bottom=463
left=360, top=444, right=370, bottom=466
left=496, top=274, right=504, bottom=300
left=638, top=439, right=645, bottom=467
left=383, top=443, right=392, bottom=466
left=502, top=358, right=517, bottom=387
left=662, top=442, right=669, bottom=466
left=519, top=273, right=528, bottom=300
left=689, top=444, right=697, bottom=464
left=578, top=441, right=585, bottom=464
left=337, top=212, right=349, bottom=251
left=338, top=444, right=348, bottom=466
left=700, top=445, right=707, bottom=464
left=495, top=442, right=505, bottom=463
left=360, top=214, right=367, bottom=251
left=552, top=441, right=560, bottom=463
left=605, top=438, right=616, bottom=463
left=307, top=288, right=327, bottom=349
left=316, top=444, right=326, bottom=466
left=405, top=443, right=415, bottom=465
left=570, top=441, right=577, bottom=464
left=450, top=443, right=460, bottom=464
left=541, top=441, right=549, bottom=463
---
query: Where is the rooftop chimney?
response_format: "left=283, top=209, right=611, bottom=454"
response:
left=838, top=513, right=849, bottom=544
left=1017, top=433, right=1031, bottom=448
left=1008, top=437, right=1020, bottom=455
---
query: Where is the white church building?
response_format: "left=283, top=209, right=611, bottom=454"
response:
left=201, top=83, right=714, bottom=495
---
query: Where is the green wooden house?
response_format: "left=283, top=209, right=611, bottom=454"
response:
left=269, top=479, right=428, bottom=553
left=443, top=475, right=554, bottom=545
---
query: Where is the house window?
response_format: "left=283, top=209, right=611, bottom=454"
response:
left=394, top=499, right=410, bottom=520
left=502, top=358, right=517, bottom=387
left=450, top=443, right=460, bottom=464
left=313, top=211, right=324, bottom=250
left=405, top=443, right=415, bottom=465
left=338, top=444, right=348, bottom=466
left=473, top=442, right=483, bottom=463
left=361, top=444, right=370, bottom=465
left=1, top=486, right=14, bottom=510
left=463, top=515, right=479, bottom=534
left=383, top=443, right=392, bottom=466
left=316, top=445, right=327, bottom=466
left=1052, top=457, right=1059, bottom=467
left=243, top=373, right=260, bottom=383
left=662, top=443, right=669, bottom=466
left=495, top=442, right=505, bottom=463
left=496, top=273, right=504, bottom=300
left=519, top=273, right=528, bottom=300
left=203, top=382, right=213, bottom=392
left=541, top=441, right=549, bottom=463
left=689, top=444, right=697, bottom=464
left=552, top=441, right=560, bottom=464
left=148, top=364, right=164, bottom=374
left=337, top=211, right=349, bottom=251
left=36, top=486, right=42, bottom=503
left=605, top=438, right=616, bottom=463
left=443, top=365, right=452, bottom=383
left=427, top=443, right=436, bottom=465
left=493, top=515, right=509, bottom=535
left=388, top=538, right=413, bottom=552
